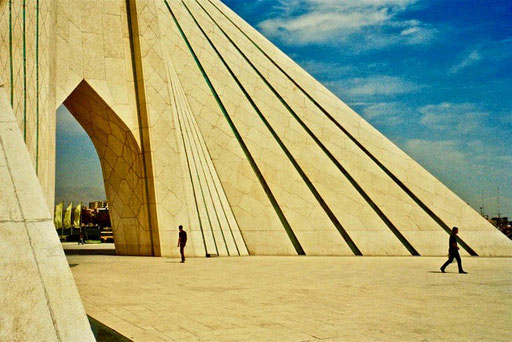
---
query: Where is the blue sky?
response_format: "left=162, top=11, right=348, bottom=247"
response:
left=56, top=105, right=105, bottom=205
left=56, top=0, right=511, bottom=217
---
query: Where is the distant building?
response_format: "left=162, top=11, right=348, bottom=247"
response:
left=489, top=217, right=512, bottom=239
left=88, top=200, right=107, bottom=210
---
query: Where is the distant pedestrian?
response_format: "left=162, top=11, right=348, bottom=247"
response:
left=177, top=225, right=187, bottom=263
left=440, top=227, right=467, bottom=274
left=78, top=231, right=86, bottom=245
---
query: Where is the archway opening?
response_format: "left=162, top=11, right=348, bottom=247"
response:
left=57, top=80, right=153, bottom=256
left=56, top=101, right=111, bottom=251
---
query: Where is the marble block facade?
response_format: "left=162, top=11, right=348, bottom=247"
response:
left=0, top=80, right=94, bottom=341
left=2, top=0, right=511, bottom=338
left=1, top=0, right=511, bottom=261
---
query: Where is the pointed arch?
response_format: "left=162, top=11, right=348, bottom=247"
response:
left=63, top=80, right=154, bottom=256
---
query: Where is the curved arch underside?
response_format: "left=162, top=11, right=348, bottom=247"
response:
left=64, top=81, right=152, bottom=256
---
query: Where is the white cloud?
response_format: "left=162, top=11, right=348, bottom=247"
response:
left=330, top=75, right=421, bottom=98
left=402, top=137, right=512, bottom=217
left=363, top=102, right=400, bottom=119
left=448, top=50, right=481, bottom=74
left=297, top=60, right=355, bottom=78
left=349, top=76, right=420, bottom=96
left=418, top=102, right=488, bottom=134
left=399, top=24, right=435, bottom=44
left=447, top=39, right=512, bottom=75
left=501, top=112, right=512, bottom=124
left=55, top=185, right=106, bottom=206
left=258, top=0, right=435, bottom=49
left=360, top=101, right=409, bottom=125
left=407, top=102, right=512, bottom=216
left=404, top=139, right=468, bottom=169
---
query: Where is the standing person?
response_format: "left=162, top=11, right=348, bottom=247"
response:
left=177, top=225, right=187, bottom=263
left=78, top=231, right=86, bottom=245
left=440, top=227, right=467, bottom=274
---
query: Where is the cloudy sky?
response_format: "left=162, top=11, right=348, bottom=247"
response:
left=57, top=0, right=511, bottom=217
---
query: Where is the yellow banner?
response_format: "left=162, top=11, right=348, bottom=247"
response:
left=73, top=202, right=82, bottom=228
left=54, top=202, right=63, bottom=229
left=63, top=202, right=73, bottom=229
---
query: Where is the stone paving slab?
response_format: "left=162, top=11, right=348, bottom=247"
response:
left=66, top=255, right=512, bottom=341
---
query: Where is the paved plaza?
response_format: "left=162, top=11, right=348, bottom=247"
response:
left=66, top=255, right=512, bottom=341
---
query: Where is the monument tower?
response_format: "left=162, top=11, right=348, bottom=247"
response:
left=1, top=0, right=511, bottom=339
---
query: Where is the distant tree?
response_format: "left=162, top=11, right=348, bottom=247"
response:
left=81, top=207, right=93, bottom=226
left=94, top=209, right=111, bottom=228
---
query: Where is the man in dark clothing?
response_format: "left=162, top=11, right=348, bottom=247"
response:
left=177, top=225, right=187, bottom=263
left=78, top=231, right=86, bottom=245
left=440, top=227, right=467, bottom=274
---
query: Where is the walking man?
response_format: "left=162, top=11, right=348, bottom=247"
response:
left=177, top=225, right=187, bottom=263
left=440, top=227, right=467, bottom=274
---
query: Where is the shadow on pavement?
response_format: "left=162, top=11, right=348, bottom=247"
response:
left=64, top=248, right=116, bottom=256
left=88, top=315, right=132, bottom=342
